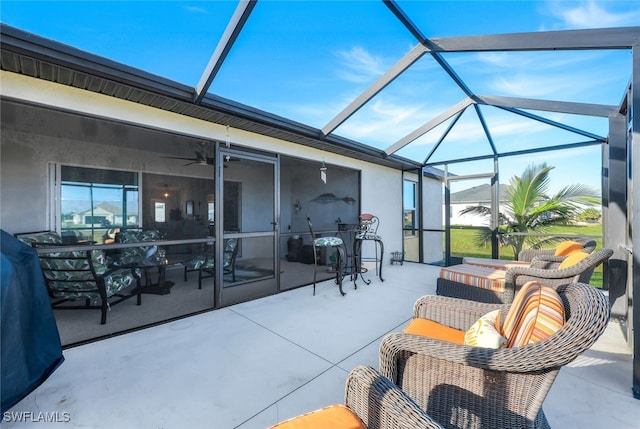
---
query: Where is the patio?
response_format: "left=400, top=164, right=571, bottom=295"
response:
left=4, top=262, right=638, bottom=428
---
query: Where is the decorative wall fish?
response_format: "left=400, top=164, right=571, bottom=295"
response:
left=342, top=196, right=356, bottom=205
left=309, top=193, right=358, bottom=204
left=310, top=193, right=341, bottom=204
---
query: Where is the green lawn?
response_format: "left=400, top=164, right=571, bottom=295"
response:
left=450, top=224, right=603, bottom=287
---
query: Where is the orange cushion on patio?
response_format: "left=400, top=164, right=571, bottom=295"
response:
left=558, top=251, right=590, bottom=269
left=500, top=281, right=565, bottom=348
left=439, top=264, right=507, bottom=292
left=403, top=318, right=466, bottom=344
left=269, top=404, right=366, bottom=429
left=554, top=241, right=584, bottom=256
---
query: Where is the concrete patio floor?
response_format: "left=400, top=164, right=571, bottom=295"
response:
left=4, top=263, right=639, bottom=428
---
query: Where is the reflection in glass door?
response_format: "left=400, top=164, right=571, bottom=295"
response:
left=216, top=149, right=278, bottom=306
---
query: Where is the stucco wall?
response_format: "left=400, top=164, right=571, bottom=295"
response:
left=1, top=71, right=435, bottom=259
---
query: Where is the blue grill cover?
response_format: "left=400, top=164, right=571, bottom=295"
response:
left=1, top=229, right=64, bottom=413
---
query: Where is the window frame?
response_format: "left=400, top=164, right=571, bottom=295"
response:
left=53, top=163, right=142, bottom=241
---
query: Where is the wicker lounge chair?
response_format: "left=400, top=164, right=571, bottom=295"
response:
left=270, top=365, right=443, bottom=429
left=436, top=248, right=613, bottom=304
left=517, top=239, right=597, bottom=262
left=462, top=239, right=597, bottom=270
left=380, top=282, right=610, bottom=429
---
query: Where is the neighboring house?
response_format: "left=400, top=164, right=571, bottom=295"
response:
left=73, top=202, right=138, bottom=226
left=449, top=184, right=509, bottom=226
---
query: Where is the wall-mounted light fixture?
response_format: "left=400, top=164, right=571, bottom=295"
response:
left=294, top=200, right=302, bottom=214
left=163, top=184, right=169, bottom=199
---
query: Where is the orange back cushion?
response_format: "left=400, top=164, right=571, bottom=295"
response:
left=558, top=251, right=590, bottom=269
left=403, top=318, right=466, bottom=344
left=554, top=241, right=584, bottom=256
left=269, top=404, right=365, bottom=429
left=500, top=281, right=566, bottom=348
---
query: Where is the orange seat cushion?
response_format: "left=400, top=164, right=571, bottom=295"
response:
left=554, top=241, right=584, bottom=256
left=500, top=281, right=566, bottom=348
left=403, top=318, right=466, bottom=344
left=558, top=251, right=590, bottom=269
left=269, top=404, right=366, bottom=429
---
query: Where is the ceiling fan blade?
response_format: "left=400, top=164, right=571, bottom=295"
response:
left=160, top=156, right=198, bottom=162
left=159, top=154, right=214, bottom=166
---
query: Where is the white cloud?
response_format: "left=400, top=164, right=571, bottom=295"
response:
left=475, top=52, right=511, bottom=67
left=333, top=46, right=387, bottom=83
left=337, top=98, right=430, bottom=141
left=476, top=50, right=607, bottom=71
left=470, top=48, right=630, bottom=106
left=491, top=74, right=577, bottom=98
left=545, top=0, right=640, bottom=29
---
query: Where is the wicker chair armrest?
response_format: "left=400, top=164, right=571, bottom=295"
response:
left=345, top=366, right=443, bottom=429
left=581, top=239, right=597, bottom=254
left=517, top=248, right=555, bottom=262
left=505, top=263, right=581, bottom=283
left=413, top=295, right=508, bottom=330
left=506, top=248, right=613, bottom=284
left=380, top=332, right=527, bottom=379
left=530, top=255, right=565, bottom=269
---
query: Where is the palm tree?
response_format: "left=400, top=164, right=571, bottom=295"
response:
left=459, top=163, right=600, bottom=257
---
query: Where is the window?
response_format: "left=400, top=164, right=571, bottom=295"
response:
left=207, top=193, right=215, bottom=223
left=154, top=201, right=166, bottom=223
left=403, top=179, right=418, bottom=234
left=60, top=166, right=139, bottom=243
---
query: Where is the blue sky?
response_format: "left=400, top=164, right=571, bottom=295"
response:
left=2, top=0, right=639, bottom=194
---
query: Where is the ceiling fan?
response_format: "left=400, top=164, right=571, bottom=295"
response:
left=161, top=142, right=214, bottom=166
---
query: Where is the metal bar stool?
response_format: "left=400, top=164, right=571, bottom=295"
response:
left=354, top=213, right=384, bottom=285
left=306, top=216, right=346, bottom=296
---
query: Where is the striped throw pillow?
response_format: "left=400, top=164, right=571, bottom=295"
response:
left=501, top=281, right=566, bottom=348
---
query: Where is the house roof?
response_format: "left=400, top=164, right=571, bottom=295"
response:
left=76, top=202, right=135, bottom=217
left=450, top=183, right=510, bottom=204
